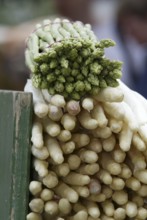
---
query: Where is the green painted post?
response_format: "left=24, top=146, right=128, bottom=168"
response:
left=0, top=90, right=32, bottom=220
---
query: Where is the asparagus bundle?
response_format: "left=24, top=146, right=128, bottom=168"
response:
left=25, top=79, right=147, bottom=220
left=25, top=18, right=122, bottom=100
left=25, top=18, right=147, bottom=220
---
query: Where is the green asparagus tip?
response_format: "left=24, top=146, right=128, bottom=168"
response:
left=99, top=39, right=116, bottom=48
left=71, top=92, right=81, bottom=100
left=40, top=63, right=50, bottom=75
left=75, top=81, right=85, bottom=92
left=55, top=82, right=64, bottom=92
left=32, top=74, right=42, bottom=88
left=99, top=79, right=107, bottom=88
left=65, top=83, right=74, bottom=93
left=105, top=77, right=119, bottom=87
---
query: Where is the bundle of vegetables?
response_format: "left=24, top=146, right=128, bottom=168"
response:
left=25, top=18, right=122, bottom=100
left=25, top=19, right=147, bottom=220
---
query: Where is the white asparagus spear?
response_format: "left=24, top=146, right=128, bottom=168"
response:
left=118, top=124, right=133, bottom=151
left=91, top=103, right=108, bottom=128
left=88, top=179, right=101, bottom=194
left=24, top=79, right=48, bottom=118
left=102, top=102, right=125, bottom=120
left=77, top=163, right=99, bottom=175
left=133, top=90, right=147, bottom=113
left=31, top=119, right=44, bottom=148
left=29, top=198, right=44, bottom=214
left=26, top=212, right=43, bottom=220
left=58, top=198, right=72, bottom=215
left=44, top=200, right=59, bottom=215
left=50, top=94, right=66, bottom=107
left=71, top=133, right=90, bottom=148
left=54, top=182, right=79, bottom=203
left=96, top=169, right=112, bottom=185
left=29, top=181, right=42, bottom=196
left=134, top=170, right=147, bottom=184
left=92, top=126, right=112, bottom=139
left=108, top=118, right=123, bottom=133
left=136, top=207, right=147, bottom=220
left=112, top=190, right=128, bottom=205
left=40, top=188, right=54, bottom=201
left=128, top=147, right=146, bottom=171
left=122, top=101, right=138, bottom=131
left=126, top=177, right=141, bottom=191
left=66, top=100, right=81, bottom=115
left=83, top=200, right=100, bottom=218
left=45, top=136, right=64, bottom=164
left=111, top=146, right=126, bottom=163
left=113, top=208, right=126, bottom=220
left=101, top=200, right=115, bottom=217
left=62, top=172, right=90, bottom=186
left=33, top=159, right=48, bottom=177
left=67, top=210, right=88, bottom=220
left=48, top=104, right=63, bottom=121
left=78, top=149, right=98, bottom=164
left=31, top=145, right=49, bottom=160
left=53, top=163, right=70, bottom=177
left=61, top=113, right=77, bottom=131
left=102, top=134, right=116, bottom=152
left=57, top=129, right=71, bottom=142
left=100, top=152, right=121, bottom=175
left=61, top=141, right=75, bottom=154
left=82, top=97, right=94, bottom=112
left=41, top=89, right=51, bottom=103
left=132, top=132, right=146, bottom=151
left=78, top=110, right=98, bottom=130
left=43, top=171, right=58, bottom=188
left=67, top=154, right=81, bottom=170
left=110, top=177, right=125, bottom=191
left=138, top=123, right=147, bottom=143
left=119, top=80, right=147, bottom=125
left=125, top=201, right=138, bottom=218
left=119, top=163, right=132, bottom=179
left=94, top=86, right=124, bottom=102
left=72, top=186, right=90, bottom=198
left=88, top=138, right=102, bottom=153
left=43, top=117, right=61, bottom=137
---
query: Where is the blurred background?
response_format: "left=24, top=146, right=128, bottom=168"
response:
left=0, top=0, right=147, bottom=97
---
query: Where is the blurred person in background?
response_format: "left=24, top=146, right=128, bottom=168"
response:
left=95, top=0, right=147, bottom=97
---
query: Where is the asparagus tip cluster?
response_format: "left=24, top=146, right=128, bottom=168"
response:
left=25, top=18, right=122, bottom=100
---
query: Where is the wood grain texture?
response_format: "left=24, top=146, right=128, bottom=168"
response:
left=0, top=90, right=32, bottom=220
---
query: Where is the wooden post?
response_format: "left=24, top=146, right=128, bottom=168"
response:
left=0, top=90, right=32, bottom=220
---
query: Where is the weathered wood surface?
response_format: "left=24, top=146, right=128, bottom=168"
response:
left=0, top=90, right=32, bottom=220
